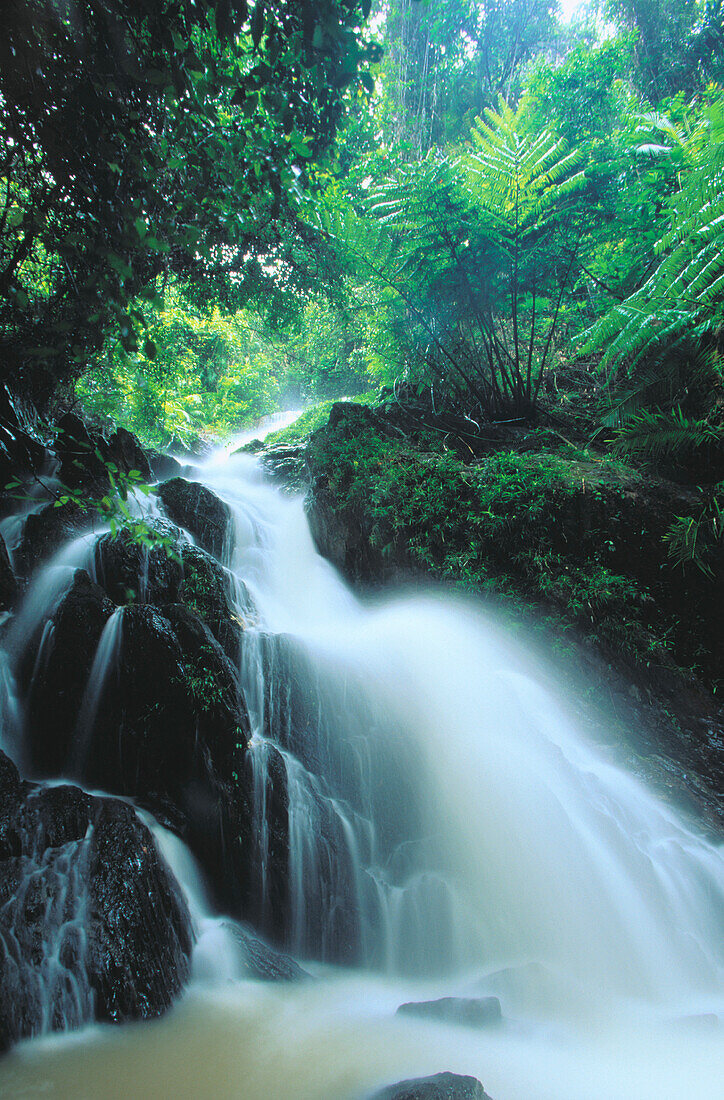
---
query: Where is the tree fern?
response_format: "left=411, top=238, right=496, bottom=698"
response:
left=585, top=94, right=724, bottom=383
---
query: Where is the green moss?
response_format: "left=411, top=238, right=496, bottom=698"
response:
left=179, top=545, right=228, bottom=627
left=263, top=393, right=378, bottom=447
left=307, top=408, right=700, bottom=676
left=184, top=644, right=226, bottom=713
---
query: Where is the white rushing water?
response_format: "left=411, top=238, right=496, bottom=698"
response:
left=1, top=421, right=724, bottom=1099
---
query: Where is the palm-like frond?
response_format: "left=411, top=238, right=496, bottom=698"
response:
left=585, top=96, right=724, bottom=379
left=612, top=407, right=722, bottom=459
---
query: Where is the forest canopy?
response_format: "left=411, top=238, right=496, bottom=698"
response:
left=2, top=0, right=724, bottom=457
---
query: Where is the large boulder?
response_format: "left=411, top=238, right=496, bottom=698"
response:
left=370, top=1073, right=493, bottom=1099
left=88, top=800, right=193, bottom=1023
left=106, top=426, right=152, bottom=483
left=55, top=414, right=151, bottom=492
left=14, top=500, right=88, bottom=579
left=92, top=525, right=243, bottom=660
left=22, top=575, right=258, bottom=917
left=93, top=522, right=184, bottom=605
left=0, top=751, right=192, bottom=1052
left=157, top=477, right=232, bottom=560
left=22, top=569, right=114, bottom=775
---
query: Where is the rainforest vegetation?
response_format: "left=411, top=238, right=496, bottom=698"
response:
left=4, top=2, right=724, bottom=1082
left=3, top=0, right=724, bottom=636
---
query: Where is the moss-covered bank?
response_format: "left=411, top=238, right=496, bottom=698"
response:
left=302, top=402, right=724, bottom=829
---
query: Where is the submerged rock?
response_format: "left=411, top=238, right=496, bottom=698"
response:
left=157, top=477, right=232, bottom=559
left=225, top=923, right=309, bottom=982
left=370, top=1072, right=493, bottom=1099
left=0, top=751, right=192, bottom=1052
left=396, top=997, right=502, bottom=1027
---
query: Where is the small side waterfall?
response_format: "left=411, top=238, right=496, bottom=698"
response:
left=0, top=806, right=94, bottom=1040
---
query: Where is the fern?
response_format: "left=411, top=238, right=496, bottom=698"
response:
left=585, top=95, right=724, bottom=383
left=612, top=407, right=722, bottom=459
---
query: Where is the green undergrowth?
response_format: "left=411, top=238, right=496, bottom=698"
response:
left=262, top=393, right=378, bottom=447
left=307, top=406, right=720, bottom=683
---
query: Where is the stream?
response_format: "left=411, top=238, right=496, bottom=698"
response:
left=0, top=415, right=723, bottom=1098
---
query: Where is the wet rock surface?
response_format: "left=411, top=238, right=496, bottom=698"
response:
left=0, top=750, right=192, bottom=1052
left=396, top=997, right=502, bottom=1027
left=94, top=522, right=184, bottom=605
left=146, top=448, right=184, bottom=482
left=226, top=923, right=309, bottom=982
left=259, top=444, right=306, bottom=494
left=0, top=531, right=18, bottom=609
left=55, top=414, right=151, bottom=491
left=88, top=800, right=192, bottom=1023
left=157, top=477, right=232, bottom=559
left=15, top=500, right=88, bottom=579
left=23, top=569, right=114, bottom=775
left=370, top=1072, right=493, bottom=1099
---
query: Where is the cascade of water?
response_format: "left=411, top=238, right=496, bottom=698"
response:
left=2, top=424, right=724, bottom=1098
left=0, top=797, right=94, bottom=1040
left=196, top=448, right=724, bottom=1014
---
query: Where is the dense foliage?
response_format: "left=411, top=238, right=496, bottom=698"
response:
left=4, top=0, right=724, bottom=470
left=0, top=0, right=378, bottom=402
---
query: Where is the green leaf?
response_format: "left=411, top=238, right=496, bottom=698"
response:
left=251, top=2, right=264, bottom=48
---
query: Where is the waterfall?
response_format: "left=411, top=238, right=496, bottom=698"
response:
left=197, top=448, right=724, bottom=1014
left=1, top=431, right=724, bottom=1100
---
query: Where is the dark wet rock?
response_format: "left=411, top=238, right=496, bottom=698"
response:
left=305, top=404, right=407, bottom=585
left=92, top=526, right=242, bottom=659
left=106, top=426, right=152, bottom=483
left=94, top=522, right=183, bottom=605
left=157, top=477, right=232, bottom=559
left=226, top=923, right=309, bottom=982
left=370, top=1072, right=493, bottom=1099
left=179, top=543, right=242, bottom=660
left=0, top=752, right=192, bottom=1052
left=0, top=531, right=17, bottom=609
left=79, top=602, right=245, bottom=799
left=88, top=800, right=192, bottom=1023
left=15, top=499, right=88, bottom=578
left=55, top=414, right=151, bottom=491
left=42, top=596, right=253, bottom=916
left=19, top=559, right=258, bottom=919
left=259, top=444, right=306, bottom=494
left=12, top=783, right=94, bottom=856
left=146, top=448, right=183, bottom=482
left=0, top=386, right=49, bottom=507
left=396, top=997, right=502, bottom=1028
left=55, top=412, right=107, bottom=489
left=23, top=569, right=114, bottom=775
